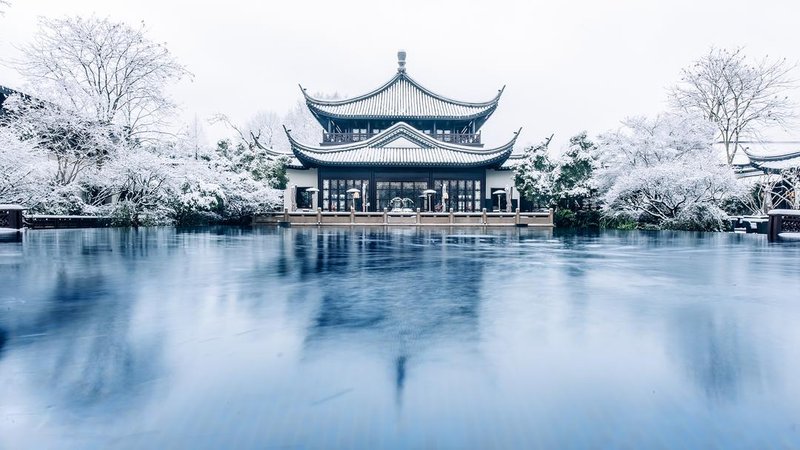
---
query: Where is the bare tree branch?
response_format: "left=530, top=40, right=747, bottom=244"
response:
left=16, top=16, right=192, bottom=146
left=670, top=47, right=798, bottom=164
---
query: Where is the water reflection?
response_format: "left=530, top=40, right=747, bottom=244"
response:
left=1, top=229, right=168, bottom=421
left=0, top=227, right=799, bottom=449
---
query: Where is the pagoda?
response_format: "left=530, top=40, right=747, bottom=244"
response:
left=282, top=50, right=523, bottom=213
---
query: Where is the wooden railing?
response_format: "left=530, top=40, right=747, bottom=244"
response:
left=253, top=208, right=554, bottom=227
left=322, top=132, right=482, bottom=145
left=323, top=132, right=374, bottom=144
left=435, top=133, right=481, bottom=145
left=767, top=209, right=800, bottom=242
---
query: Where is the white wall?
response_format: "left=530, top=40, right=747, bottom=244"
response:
left=283, top=168, right=318, bottom=211
left=485, top=169, right=518, bottom=205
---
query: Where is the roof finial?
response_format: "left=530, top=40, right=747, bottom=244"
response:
left=397, top=49, right=407, bottom=73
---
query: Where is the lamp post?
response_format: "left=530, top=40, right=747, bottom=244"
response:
left=492, top=190, right=506, bottom=212
left=423, top=189, right=437, bottom=212
left=346, top=188, right=360, bottom=211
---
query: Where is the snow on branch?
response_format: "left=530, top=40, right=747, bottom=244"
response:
left=16, top=16, right=192, bottom=145
left=670, top=47, right=798, bottom=164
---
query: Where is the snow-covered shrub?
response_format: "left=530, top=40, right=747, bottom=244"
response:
left=664, top=203, right=730, bottom=231
left=165, top=165, right=225, bottom=225
left=218, top=172, right=281, bottom=222
left=87, top=150, right=175, bottom=225
left=2, top=91, right=283, bottom=226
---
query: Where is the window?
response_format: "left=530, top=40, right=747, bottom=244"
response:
left=296, top=187, right=314, bottom=210
left=321, top=179, right=368, bottom=211
left=434, top=179, right=481, bottom=212
left=375, top=181, right=428, bottom=211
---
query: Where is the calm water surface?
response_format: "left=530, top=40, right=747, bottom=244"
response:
left=1, top=227, right=799, bottom=449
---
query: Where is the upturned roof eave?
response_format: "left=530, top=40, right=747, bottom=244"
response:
left=291, top=148, right=515, bottom=169
left=301, top=72, right=504, bottom=109
left=744, top=148, right=800, bottom=163
left=743, top=147, right=800, bottom=173
left=305, top=102, right=498, bottom=122
left=285, top=123, right=520, bottom=169
left=286, top=122, right=518, bottom=154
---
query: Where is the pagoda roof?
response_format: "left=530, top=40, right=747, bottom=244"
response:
left=743, top=143, right=800, bottom=173
left=286, top=122, right=519, bottom=169
left=301, top=72, right=503, bottom=124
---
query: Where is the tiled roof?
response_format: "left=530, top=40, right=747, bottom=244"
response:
left=744, top=144, right=800, bottom=173
left=287, top=122, right=519, bottom=169
left=301, top=73, right=503, bottom=122
left=497, top=153, right=525, bottom=170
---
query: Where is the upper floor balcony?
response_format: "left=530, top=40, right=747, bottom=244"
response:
left=322, top=131, right=482, bottom=146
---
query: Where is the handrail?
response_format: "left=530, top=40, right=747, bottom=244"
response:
left=258, top=208, right=554, bottom=227
left=321, top=132, right=482, bottom=145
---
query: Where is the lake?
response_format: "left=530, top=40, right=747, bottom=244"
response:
left=1, top=227, right=799, bottom=449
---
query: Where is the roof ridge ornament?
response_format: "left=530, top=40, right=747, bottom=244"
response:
left=397, top=49, right=407, bottom=73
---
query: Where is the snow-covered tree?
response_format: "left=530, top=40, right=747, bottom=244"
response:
left=17, top=16, right=190, bottom=144
left=514, top=133, right=601, bottom=227
left=552, top=132, right=598, bottom=210
left=0, top=126, right=52, bottom=207
left=211, top=111, right=282, bottom=151
left=2, top=94, right=117, bottom=186
left=671, top=47, right=797, bottom=164
left=278, top=99, right=321, bottom=151
left=514, top=135, right=555, bottom=207
left=214, top=98, right=321, bottom=154
left=82, top=150, right=174, bottom=225
left=213, top=138, right=288, bottom=189
left=596, top=113, right=741, bottom=230
left=0, top=15, right=287, bottom=225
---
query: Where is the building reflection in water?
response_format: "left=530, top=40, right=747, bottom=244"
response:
left=1, top=226, right=798, bottom=449
left=281, top=227, right=519, bottom=404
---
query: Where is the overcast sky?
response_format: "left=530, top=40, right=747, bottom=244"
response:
left=1, top=0, right=798, bottom=150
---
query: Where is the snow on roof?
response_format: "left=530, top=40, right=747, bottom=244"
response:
left=301, top=72, right=503, bottom=123
left=497, top=153, right=526, bottom=170
left=286, top=122, right=518, bottom=169
left=741, top=141, right=800, bottom=173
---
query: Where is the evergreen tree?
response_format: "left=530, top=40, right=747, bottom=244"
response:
left=513, top=135, right=555, bottom=208
left=553, top=132, right=598, bottom=211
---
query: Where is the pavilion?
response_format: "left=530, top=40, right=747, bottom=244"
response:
left=734, top=141, right=800, bottom=211
left=279, top=51, right=526, bottom=213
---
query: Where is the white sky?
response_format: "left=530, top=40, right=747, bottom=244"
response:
left=1, top=0, right=798, bottom=150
